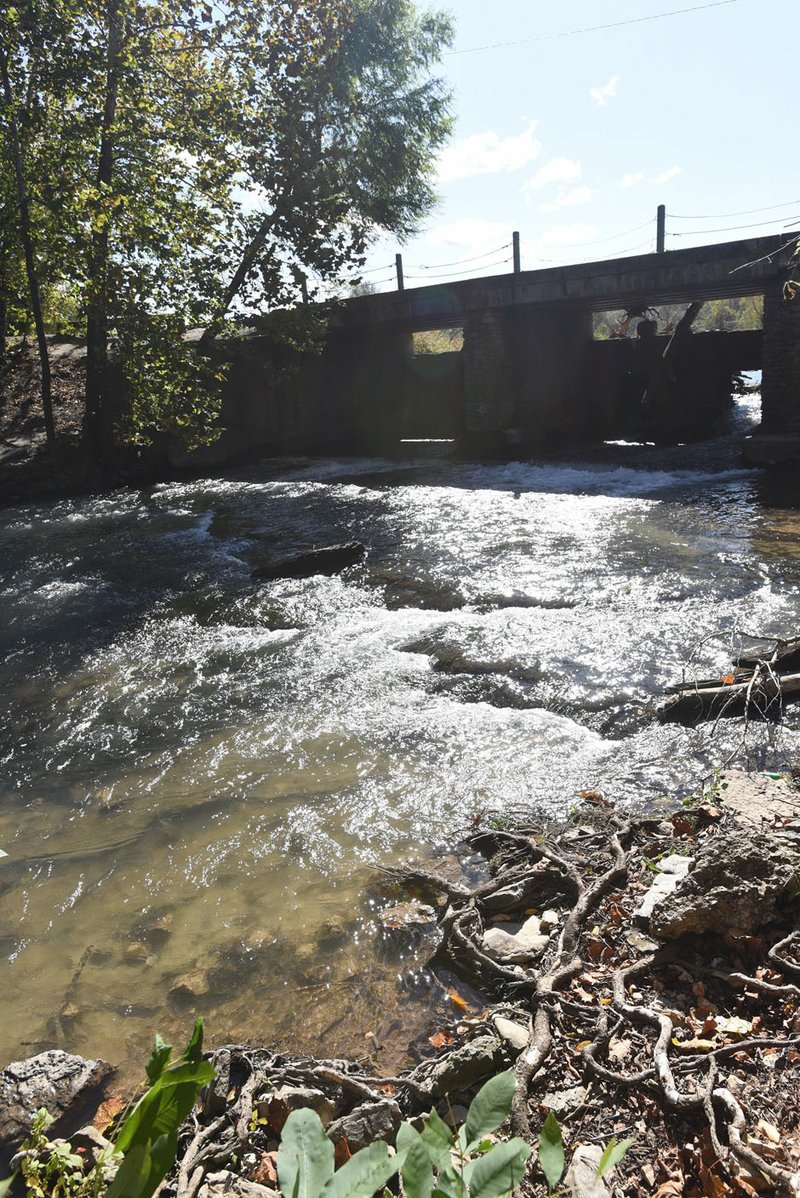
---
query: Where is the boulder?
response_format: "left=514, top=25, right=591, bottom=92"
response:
left=482, top=914, right=549, bottom=961
left=635, top=855, right=693, bottom=924
left=649, top=827, right=800, bottom=939
left=421, top=1035, right=505, bottom=1097
left=325, top=1099, right=401, bottom=1151
left=252, top=542, right=365, bottom=582
left=563, top=1144, right=612, bottom=1198
left=198, top=1171, right=277, bottom=1198
left=257, top=1087, right=336, bottom=1132
left=0, top=1051, right=114, bottom=1164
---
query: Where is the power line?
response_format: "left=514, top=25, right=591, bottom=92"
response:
left=411, top=243, right=511, bottom=270
left=668, top=214, right=800, bottom=236
left=405, top=256, right=512, bottom=281
left=450, top=0, right=740, bottom=55
left=669, top=199, right=800, bottom=220
left=529, top=218, right=654, bottom=252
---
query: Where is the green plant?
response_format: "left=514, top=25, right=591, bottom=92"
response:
left=2, top=1021, right=213, bottom=1198
left=536, top=1113, right=633, bottom=1195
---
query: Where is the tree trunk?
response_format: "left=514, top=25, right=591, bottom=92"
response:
left=83, top=0, right=125, bottom=463
left=198, top=214, right=273, bottom=349
left=0, top=47, right=56, bottom=447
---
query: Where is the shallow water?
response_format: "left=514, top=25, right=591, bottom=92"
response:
left=2, top=396, right=800, bottom=1081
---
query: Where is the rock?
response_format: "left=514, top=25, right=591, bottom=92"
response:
left=421, top=1035, right=506, bottom=1097
left=563, top=1144, right=612, bottom=1198
left=123, top=942, right=150, bottom=964
left=649, top=827, right=800, bottom=939
left=257, top=1087, right=336, bottom=1131
left=325, top=1099, right=401, bottom=1151
left=144, top=914, right=173, bottom=946
left=168, top=968, right=211, bottom=1005
left=378, top=902, right=439, bottom=949
left=252, top=542, right=366, bottom=582
left=198, top=1170, right=278, bottom=1198
left=0, top=1051, right=114, bottom=1164
left=539, top=909, right=560, bottom=932
left=482, top=915, right=549, bottom=960
left=492, top=1017, right=528, bottom=1051
left=635, top=855, right=693, bottom=924
left=720, top=770, right=800, bottom=830
left=540, top=1085, right=588, bottom=1118
left=70, top=1125, right=113, bottom=1165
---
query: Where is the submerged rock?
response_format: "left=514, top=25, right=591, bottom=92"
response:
left=252, top=542, right=365, bottom=581
left=0, top=1051, right=113, bottom=1163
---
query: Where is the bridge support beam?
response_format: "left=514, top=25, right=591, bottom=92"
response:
left=461, top=311, right=519, bottom=449
left=761, top=282, right=800, bottom=432
left=328, top=327, right=413, bottom=452
left=514, top=307, right=593, bottom=444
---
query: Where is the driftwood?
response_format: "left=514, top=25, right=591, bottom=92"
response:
left=252, top=541, right=365, bottom=581
left=659, top=634, right=800, bottom=723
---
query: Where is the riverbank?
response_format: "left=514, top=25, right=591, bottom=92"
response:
left=2, top=772, right=798, bottom=1196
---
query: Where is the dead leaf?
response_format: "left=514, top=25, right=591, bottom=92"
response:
left=716, top=1015, right=753, bottom=1037
left=334, top=1138, right=352, bottom=1168
left=671, top=813, right=696, bottom=837
left=608, top=1038, right=632, bottom=1061
left=447, top=989, right=469, bottom=1012
left=756, top=1119, right=780, bottom=1145
left=580, top=790, right=612, bottom=806
left=92, top=1096, right=126, bottom=1135
left=672, top=1037, right=717, bottom=1052
left=250, top=1152, right=278, bottom=1187
left=654, top=1182, right=684, bottom=1197
left=428, top=1031, right=453, bottom=1049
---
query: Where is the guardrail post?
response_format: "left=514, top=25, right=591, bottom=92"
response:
left=512, top=231, right=521, bottom=273
left=395, top=253, right=405, bottom=291
left=656, top=205, right=666, bottom=253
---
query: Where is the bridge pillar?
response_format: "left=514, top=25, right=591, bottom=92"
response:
left=760, top=282, right=800, bottom=432
left=514, top=307, right=593, bottom=443
left=327, top=326, right=413, bottom=452
left=461, top=311, right=519, bottom=449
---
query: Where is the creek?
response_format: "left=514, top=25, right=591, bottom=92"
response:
left=1, top=394, right=799, bottom=1083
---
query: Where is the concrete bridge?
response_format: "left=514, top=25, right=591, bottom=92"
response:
left=200, top=231, right=800, bottom=464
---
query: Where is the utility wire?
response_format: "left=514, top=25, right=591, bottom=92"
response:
left=669, top=214, right=800, bottom=236
left=450, top=0, right=740, bottom=55
left=531, top=218, right=654, bottom=252
left=405, top=256, right=512, bottom=281
left=412, top=243, right=511, bottom=270
left=669, top=198, right=800, bottom=220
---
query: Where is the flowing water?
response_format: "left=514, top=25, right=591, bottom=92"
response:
left=2, top=395, right=800, bottom=1082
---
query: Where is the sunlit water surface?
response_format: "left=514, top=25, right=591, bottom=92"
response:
left=2, top=396, right=800, bottom=1081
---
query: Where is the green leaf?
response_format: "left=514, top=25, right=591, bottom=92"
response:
left=398, top=1123, right=434, bottom=1198
left=459, top=1071, right=515, bottom=1153
left=421, top=1108, right=455, bottom=1169
left=538, top=1113, right=564, bottom=1194
left=432, top=1164, right=465, bottom=1198
left=594, top=1137, right=634, bottom=1182
left=146, top=1034, right=172, bottom=1083
left=105, top=1143, right=151, bottom=1198
left=0, top=1173, right=17, bottom=1198
left=114, top=1061, right=215, bottom=1155
left=182, top=1018, right=204, bottom=1063
left=277, top=1108, right=335, bottom=1198
left=321, top=1141, right=400, bottom=1198
left=468, top=1139, right=531, bottom=1198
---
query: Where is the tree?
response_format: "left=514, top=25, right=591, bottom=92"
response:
left=1, top=0, right=453, bottom=462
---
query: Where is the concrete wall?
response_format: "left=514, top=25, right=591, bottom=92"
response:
left=761, top=284, right=800, bottom=433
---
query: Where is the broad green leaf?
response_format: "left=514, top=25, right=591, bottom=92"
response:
left=182, top=1018, right=204, bottom=1063
left=594, top=1137, right=634, bottom=1182
left=538, top=1113, right=564, bottom=1194
left=460, top=1071, right=515, bottom=1153
left=106, top=1143, right=150, bottom=1198
left=277, top=1108, right=334, bottom=1198
left=146, top=1034, right=172, bottom=1083
left=114, top=1062, right=214, bottom=1155
left=321, top=1141, right=399, bottom=1198
left=398, top=1123, right=434, bottom=1198
left=0, top=1174, right=17, bottom=1198
left=432, top=1164, right=465, bottom=1198
left=469, top=1139, right=531, bottom=1198
left=421, top=1107, right=455, bottom=1168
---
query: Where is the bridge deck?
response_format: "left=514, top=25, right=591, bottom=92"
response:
left=344, top=232, right=798, bottom=331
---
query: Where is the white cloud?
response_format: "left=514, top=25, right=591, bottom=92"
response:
left=590, top=75, right=621, bottom=106
left=437, top=123, right=541, bottom=183
left=523, top=157, right=582, bottom=196
left=426, top=218, right=510, bottom=248
left=619, top=166, right=682, bottom=188
left=539, top=185, right=594, bottom=213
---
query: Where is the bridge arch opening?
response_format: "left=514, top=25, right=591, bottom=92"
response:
left=399, top=326, right=465, bottom=444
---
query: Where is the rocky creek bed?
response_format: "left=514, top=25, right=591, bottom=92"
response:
left=2, top=770, right=798, bottom=1198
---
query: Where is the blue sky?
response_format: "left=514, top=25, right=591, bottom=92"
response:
left=361, top=0, right=798, bottom=290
